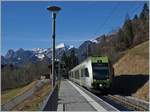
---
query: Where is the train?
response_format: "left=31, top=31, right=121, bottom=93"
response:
left=68, top=56, right=114, bottom=91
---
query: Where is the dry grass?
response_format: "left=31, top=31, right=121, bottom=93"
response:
left=1, top=80, right=37, bottom=105
left=114, top=55, right=149, bottom=75
left=113, top=41, right=149, bottom=101
left=133, top=81, right=149, bottom=101
left=12, top=81, right=51, bottom=111
left=114, top=41, right=149, bottom=75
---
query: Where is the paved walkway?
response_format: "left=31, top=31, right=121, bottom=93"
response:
left=57, top=80, right=106, bottom=111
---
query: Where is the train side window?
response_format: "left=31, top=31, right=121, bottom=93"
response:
left=72, top=72, right=74, bottom=78
left=71, top=72, right=73, bottom=78
left=81, top=69, right=84, bottom=77
left=75, top=70, right=78, bottom=79
left=75, top=71, right=77, bottom=79
left=74, top=72, right=75, bottom=78
left=77, top=70, right=79, bottom=79
left=85, top=68, right=89, bottom=77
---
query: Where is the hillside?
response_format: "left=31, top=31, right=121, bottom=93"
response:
left=1, top=81, right=37, bottom=105
left=114, top=41, right=149, bottom=75
left=113, top=41, right=149, bottom=101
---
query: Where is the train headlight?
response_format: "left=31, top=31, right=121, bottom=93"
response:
left=106, top=79, right=109, bottom=81
left=99, top=84, right=103, bottom=87
left=93, top=79, right=96, bottom=82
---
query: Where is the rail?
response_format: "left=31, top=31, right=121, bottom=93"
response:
left=107, top=95, right=149, bottom=111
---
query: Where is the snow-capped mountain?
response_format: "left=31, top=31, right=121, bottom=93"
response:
left=56, top=43, right=65, bottom=49
left=2, top=43, right=74, bottom=66
left=77, top=40, right=94, bottom=62
left=32, top=48, right=48, bottom=53
left=1, top=38, right=102, bottom=66
left=5, top=49, right=15, bottom=59
left=31, top=48, right=48, bottom=60
left=1, top=56, right=7, bottom=64
left=68, top=45, right=74, bottom=50
left=90, top=39, right=98, bottom=44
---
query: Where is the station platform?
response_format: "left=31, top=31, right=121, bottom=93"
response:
left=57, top=80, right=107, bottom=111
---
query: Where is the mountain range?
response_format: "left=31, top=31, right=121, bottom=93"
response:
left=1, top=39, right=99, bottom=66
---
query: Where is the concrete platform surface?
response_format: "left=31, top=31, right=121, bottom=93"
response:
left=57, top=80, right=107, bottom=111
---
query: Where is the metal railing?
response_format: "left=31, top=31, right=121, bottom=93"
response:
left=42, top=83, right=59, bottom=111
left=41, top=61, right=62, bottom=111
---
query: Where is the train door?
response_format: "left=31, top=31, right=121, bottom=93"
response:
left=81, top=67, right=91, bottom=89
left=85, top=68, right=91, bottom=88
left=79, top=69, right=82, bottom=86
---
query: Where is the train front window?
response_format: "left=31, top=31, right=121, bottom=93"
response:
left=93, top=68, right=109, bottom=79
left=92, top=63, right=109, bottom=79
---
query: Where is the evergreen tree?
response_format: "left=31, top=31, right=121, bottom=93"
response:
left=134, top=14, right=138, bottom=20
left=69, top=50, right=78, bottom=69
left=61, top=52, right=69, bottom=77
left=61, top=52, right=68, bottom=65
left=87, top=44, right=92, bottom=57
left=140, top=3, right=149, bottom=21
left=123, top=14, right=134, bottom=48
left=116, top=28, right=126, bottom=51
left=100, top=35, right=107, bottom=46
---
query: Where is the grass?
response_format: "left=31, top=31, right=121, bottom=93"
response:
left=133, top=81, right=149, bottom=101
left=114, top=41, right=149, bottom=75
left=128, top=41, right=149, bottom=59
left=12, top=81, right=51, bottom=111
left=1, top=80, right=37, bottom=105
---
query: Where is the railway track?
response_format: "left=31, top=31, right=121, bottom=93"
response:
left=86, top=88, right=149, bottom=111
left=100, top=94, right=149, bottom=111
left=73, top=81, right=149, bottom=111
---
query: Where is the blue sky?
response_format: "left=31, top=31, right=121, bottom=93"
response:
left=1, top=1, right=146, bottom=55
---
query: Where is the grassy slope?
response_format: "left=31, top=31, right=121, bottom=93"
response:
left=113, top=41, right=149, bottom=101
left=114, top=41, right=149, bottom=75
left=1, top=80, right=37, bottom=105
left=12, top=81, right=51, bottom=111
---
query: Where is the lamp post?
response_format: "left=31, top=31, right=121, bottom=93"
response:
left=47, top=6, right=61, bottom=89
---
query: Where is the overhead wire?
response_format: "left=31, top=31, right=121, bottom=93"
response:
left=90, top=2, right=144, bottom=40
left=129, top=3, right=143, bottom=16
left=90, top=2, right=120, bottom=39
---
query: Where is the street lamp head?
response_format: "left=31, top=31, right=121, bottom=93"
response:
left=47, top=6, right=61, bottom=12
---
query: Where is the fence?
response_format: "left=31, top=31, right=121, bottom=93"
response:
left=42, top=83, right=59, bottom=111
